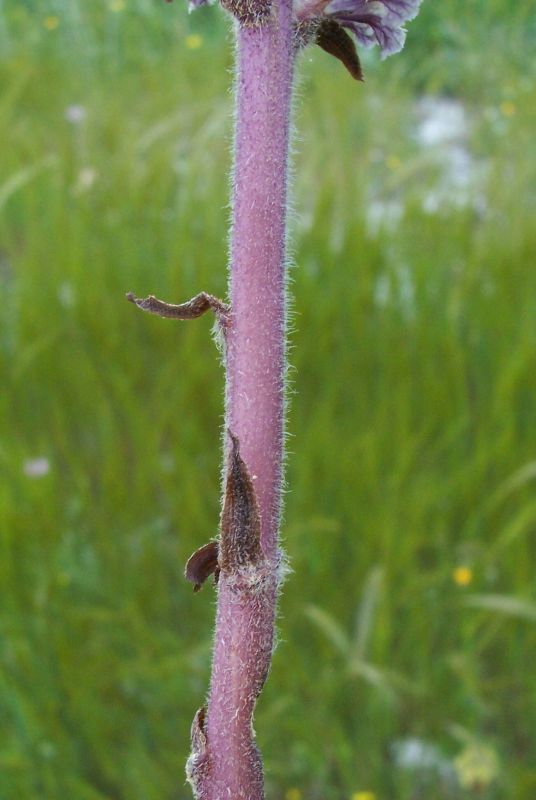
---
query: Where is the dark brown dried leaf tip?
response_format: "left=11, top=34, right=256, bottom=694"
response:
left=126, top=291, right=230, bottom=325
left=191, top=706, right=207, bottom=751
left=186, top=706, right=209, bottom=799
left=218, top=430, right=263, bottom=573
left=185, top=541, right=220, bottom=592
left=316, top=19, right=364, bottom=81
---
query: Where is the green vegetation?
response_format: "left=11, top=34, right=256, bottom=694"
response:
left=1, top=1, right=535, bottom=798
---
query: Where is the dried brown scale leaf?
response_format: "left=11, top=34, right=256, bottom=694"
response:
left=125, top=291, right=230, bottom=324
left=185, top=541, right=220, bottom=592
left=186, top=706, right=210, bottom=799
left=219, top=431, right=264, bottom=574
left=191, top=706, right=207, bottom=752
left=316, top=18, right=364, bottom=80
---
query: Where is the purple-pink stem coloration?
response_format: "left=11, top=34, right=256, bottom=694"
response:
left=199, top=4, right=295, bottom=798
left=227, top=6, right=294, bottom=563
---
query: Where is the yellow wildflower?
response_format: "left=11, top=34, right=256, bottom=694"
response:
left=453, top=566, right=472, bottom=587
left=385, top=155, right=401, bottom=171
left=43, top=16, right=60, bottom=30
left=285, top=790, right=302, bottom=800
left=499, top=101, right=515, bottom=117
left=185, top=34, right=203, bottom=50
left=454, top=742, right=499, bottom=790
left=352, top=793, right=376, bottom=800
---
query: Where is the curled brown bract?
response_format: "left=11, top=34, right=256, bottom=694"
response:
left=126, top=291, right=230, bottom=326
left=316, top=18, right=364, bottom=81
left=185, top=541, right=220, bottom=592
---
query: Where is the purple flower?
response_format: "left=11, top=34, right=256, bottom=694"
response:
left=295, top=0, right=421, bottom=59
left=181, top=0, right=421, bottom=59
left=324, top=0, right=422, bottom=57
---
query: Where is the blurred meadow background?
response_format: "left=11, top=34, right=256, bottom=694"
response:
left=1, top=0, right=536, bottom=798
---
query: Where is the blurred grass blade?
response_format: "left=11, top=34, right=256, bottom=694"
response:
left=0, top=156, right=57, bottom=210
left=349, top=656, right=419, bottom=699
left=491, top=461, right=536, bottom=507
left=485, top=500, right=536, bottom=563
left=351, top=565, right=383, bottom=661
left=348, top=657, right=397, bottom=699
left=304, top=604, right=350, bottom=656
left=465, top=594, right=536, bottom=623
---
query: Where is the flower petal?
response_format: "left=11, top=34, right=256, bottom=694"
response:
left=325, top=0, right=422, bottom=57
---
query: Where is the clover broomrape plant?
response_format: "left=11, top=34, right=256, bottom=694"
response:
left=127, top=0, right=421, bottom=796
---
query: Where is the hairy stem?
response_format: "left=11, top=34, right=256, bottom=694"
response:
left=226, top=4, right=294, bottom=564
left=187, top=3, right=295, bottom=798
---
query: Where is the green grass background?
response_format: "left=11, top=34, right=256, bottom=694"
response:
left=1, top=0, right=535, bottom=798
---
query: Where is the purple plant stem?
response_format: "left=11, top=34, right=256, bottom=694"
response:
left=227, top=9, right=294, bottom=563
left=199, top=3, right=295, bottom=798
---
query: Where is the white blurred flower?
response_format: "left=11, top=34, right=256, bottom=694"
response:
left=393, top=738, right=443, bottom=769
left=23, top=457, right=50, bottom=478
left=73, top=167, right=98, bottom=195
left=64, top=104, right=87, bottom=125
left=392, top=737, right=454, bottom=781
left=57, top=282, right=76, bottom=308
